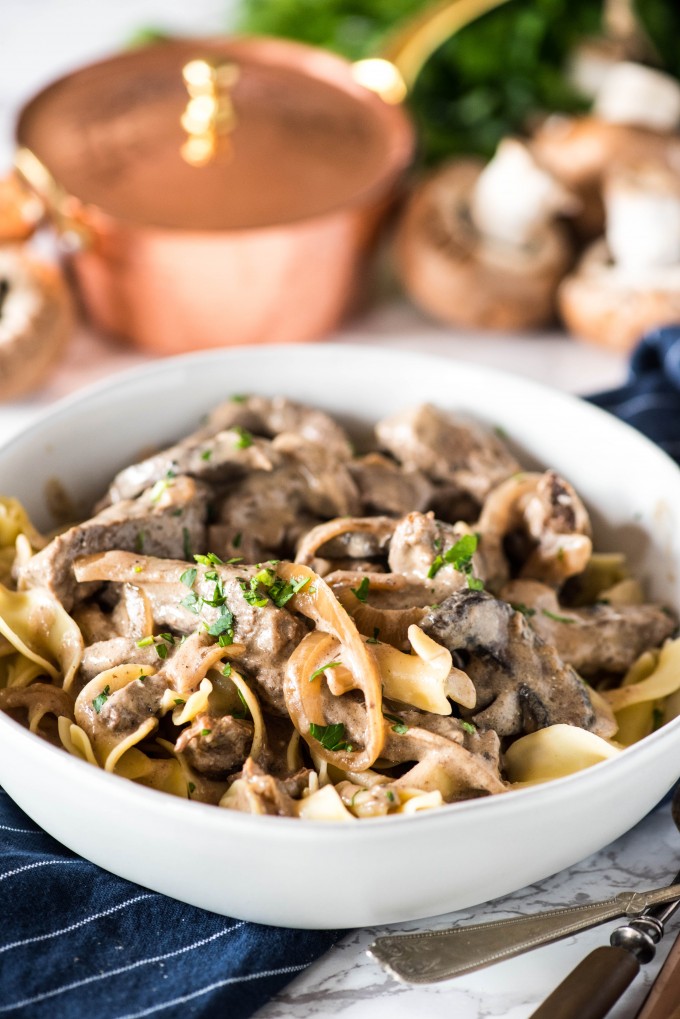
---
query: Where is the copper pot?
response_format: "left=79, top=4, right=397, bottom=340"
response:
left=12, top=1, right=507, bottom=354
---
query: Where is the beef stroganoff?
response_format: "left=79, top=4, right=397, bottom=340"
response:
left=0, top=396, right=677, bottom=820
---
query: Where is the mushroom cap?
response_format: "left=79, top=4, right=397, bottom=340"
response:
left=394, top=160, right=573, bottom=332
left=531, top=116, right=680, bottom=239
left=558, top=237, right=680, bottom=351
left=0, top=249, right=73, bottom=400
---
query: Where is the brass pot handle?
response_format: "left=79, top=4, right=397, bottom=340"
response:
left=14, top=147, right=91, bottom=251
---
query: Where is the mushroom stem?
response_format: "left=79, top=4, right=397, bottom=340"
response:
left=594, top=61, right=680, bottom=132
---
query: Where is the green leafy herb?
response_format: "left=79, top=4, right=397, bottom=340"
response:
left=267, top=574, right=310, bottom=608
left=351, top=576, right=370, bottom=603
left=385, top=790, right=396, bottom=804
left=182, top=527, right=192, bottom=561
left=460, top=720, right=477, bottom=735
left=309, top=660, right=341, bottom=683
left=234, top=426, right=254, bottom=449
left=92, top=685, right=111, bottom=714
left=172, top=509, right=183, bottom=518
left=133, top=565, right=143, bottom=574
left=166, top=467, right=177, bottom=479
left=383, top=711, right=409, bottom=735
left=222, top=662, right=232, bottom=678
left=542, top=609, right=576, bottom=624
left=230, top=394, right=248, bottom=403
left=174, top=698, right=185, bottom=706
left=149, top=478, right=170, bottom=503
left=156, top=643, right=169, bottom=659
left=200, top=728, right=212, bottom=737
left=494, top=425, right=508, bottom=440
left=180, top=592, right=201, bottom=614
left=136, top=636, right=154, bottom=648
left=232, top=532, right=242, bottom=548
left=200, top=449, right=212, bottom=461
left=218, top=632, right=234, bottom=647
left=180, top=567, right=197, bottom=588
left=309, top=722, right=352, bottom=752
left=188, top=782, right=196, bottom=794
left=135, top=531, right=145, bottom=553
left=194, top=552, right=224, bottom=566
left=512, top=602, right=536, bottom=617
left=428, top=533, right=482, bottom=592
left=366, top=626, right=380, bottom=645
left=239, top=578, right=269, bottom=608
left=207, top=607, right=235, bottom=638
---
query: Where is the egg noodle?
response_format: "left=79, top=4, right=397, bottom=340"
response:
left=0, top=397, right=678, bottom=821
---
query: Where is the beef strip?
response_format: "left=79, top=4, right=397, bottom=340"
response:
left=376, top=403, right=520, bottom=504
left=501, top=579, right=677, bottom=676
left=205, top=395, right=354, bottom=459
left=175, top=713, right=254, bottom=779
left=421, top=588, right=598, bottom=737
left=349, top=453, right=434, bottom=516
left=387, top=512, right=490, bottom=602
left=78, top=637, right=161, bottom=683
left=73, top=552, right=310, bottom=715
left=17, top=475, right=209, bottom=609
left=223, top=757, right=299, bottom=816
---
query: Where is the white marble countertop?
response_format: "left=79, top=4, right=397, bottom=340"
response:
left=4, top=2, right=679, bottom=1018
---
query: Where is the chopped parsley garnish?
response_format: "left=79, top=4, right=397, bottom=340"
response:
left=172, top=509, right=183, bottom=518
left=493, top=424, right=508, bottom=439
left=267, top=574, right=309, bottom=608
left=309, top=661, right=341, bottom=683
left=222, top=662, right=232, bottom=678
left=542, top=609, right=576, bottom=624
left=239, top=578, right=269, bottom=607
left=200, top=728, right=212, bottom=737
left=174, top=698, right=185, bottom=706
left=230, top=394, right=247, bottom=403
left=366, top=626, right=380, bottom=645
left=235, top=688, right=250, bottom=718
left=156, top=643, right=169, bottom=659
left=133, top=565, right=143, bottom=574
left=351, top=577, right=370, bottom=603
left=182, top=527, right=192, bottom=561
left=181, top=592, right=201, bottom=614
left=206, top=607, right=235, bottom=639
left=460, top=720, right=477, bottom=735
left=136, top=636, right=154, bottom=647
left=428, top=533, right=482, bottom=592
left=92, top=685, right=111, bottom=714
left=383, top=711, right=409, bottom=735
left=188, top=782, right=196, bottom=794
left=180, top=567, right=197, bottom=588
left=218, top=632, right=234, bottom=647
left=232, top=532, right=242, bottom=548
left=234, top=426, right=253, bottom=449
left=194, top=552, right=223, bottom=566
left=512, top=603, right=536, bottom=617
left=166, top=468, right=177, bottom=479
left=135, top=531, right=146, bottom=553
left=385, top=790, right=396, bottom=803
left=200, top=449, right=212, bottom=461
left=309, top=722, right=352, bottom=752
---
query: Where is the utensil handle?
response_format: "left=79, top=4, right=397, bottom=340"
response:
left=529, top=946, right=640, bottom=1019
left=635, top=928, right=680, bottom=1019
left=368, top=897, right=627, bottom=983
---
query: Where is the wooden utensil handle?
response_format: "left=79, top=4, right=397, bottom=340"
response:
left=635, top=928, right=680, bottom=1019
left=530, top=946, right=640, bottom=1019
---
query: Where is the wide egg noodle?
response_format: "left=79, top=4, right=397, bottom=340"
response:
left=74, top=664, right=158, bottom=771
left=0, top=582, right=83, bottom=689
left=603, top=637, right=680, bottom=714
left=505, top=724, right=620, bottom=784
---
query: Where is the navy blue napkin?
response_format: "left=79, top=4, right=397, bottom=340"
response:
left=2, top=324, right=680, bottom=1019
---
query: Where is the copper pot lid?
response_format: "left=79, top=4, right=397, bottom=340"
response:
left=16, top=37, right=415, bottom=232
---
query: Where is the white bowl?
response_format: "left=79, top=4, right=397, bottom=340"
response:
left=1, top=345, right=679, bottom=929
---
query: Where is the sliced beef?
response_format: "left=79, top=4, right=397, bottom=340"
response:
left=175, top=713, right=254, bottom=779
left=501, top=579, right=677, bottom=676
left=79, top=637, right=161, bottom=683
left=17, top=475, right=209, bottom=609
left=73, top=552, right=310, bottom=715
left=421, top=588, right=598, bottom=737
left=205, top=395, right=354, bottom=459
left=349, top=453, right=434, bottom=516
left=376, top=403, right=520, bottom=504
left=387, top=512, right=487, bottom=602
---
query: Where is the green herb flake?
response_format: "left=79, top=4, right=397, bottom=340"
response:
left=149, top=478, right=170, bottom=503
left=230, top=394, right=248, bottom=403
left=542, top=609, right=576, bottom=625
left=155, top=644, right=168, bottom=659
left=180, top=592, right=201, bottom=614
left=222, top=662, right=232, bottom=678
left=194, top=552, right=223, bottom=566
left=207, top=607, right=235, bottom=638
left=174, top=698, right=186, bottom=706
left=309, top=721, right=352, bottom=752
left=428, top=533, right=480, bottom=583
left=135, top=531, right=145, bottom=553
left=133, top=565, right=144, bottom=574
left=351, top=576, right=370, bottom=603
left=218, top=632, right=234, bottom=647
left=460, top=720, right=477, bottom=735
left=172, top=509, right=183, bottom=518
left=232, top=532, right=242, bottom=548
left=467, top=575, right=485, bottom=591
left=187, top=782, right=196, bottom=795
left=239, top=579, right=269, bottom=608
left=309, top=660, right=341, bottom=683
left=494, top=425, right=508, bottom=439
left=383, top=711, right=409, bottom=735
left=92, top=685, right=111, bottom=714
left=136, top=636, right=154, bottom=648
left=512, top=602, right=536, bottom=617
left=200, top=449, right=212, bottom=462
left=180, top=567, right=197, bottom=588
left=182, top=527, right=192, bottom=561
left=268, top=574, right=310, bottom=608
left=386, top=790, right=396, bottom=804
left=234, top=426, right=254, bottom=450
left=200, top=728, right=212, bottom=737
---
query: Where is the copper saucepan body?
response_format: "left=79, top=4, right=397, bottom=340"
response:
left=13, top=1, right=507, bottom=353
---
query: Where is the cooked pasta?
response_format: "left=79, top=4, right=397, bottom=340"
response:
left=0, top=395, right=677, bottom=820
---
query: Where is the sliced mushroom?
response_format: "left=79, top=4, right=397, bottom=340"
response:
left=394, top=144, right=575, bottom=331
left=421, top=588, right=608, bottom=738
left=386, top=511, right=489, bottom=603
left=477, top=470, right=592, bottom=589
left=501, top=578, right=677, bottom=677
left=349, top=453, right=434, bottom=517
